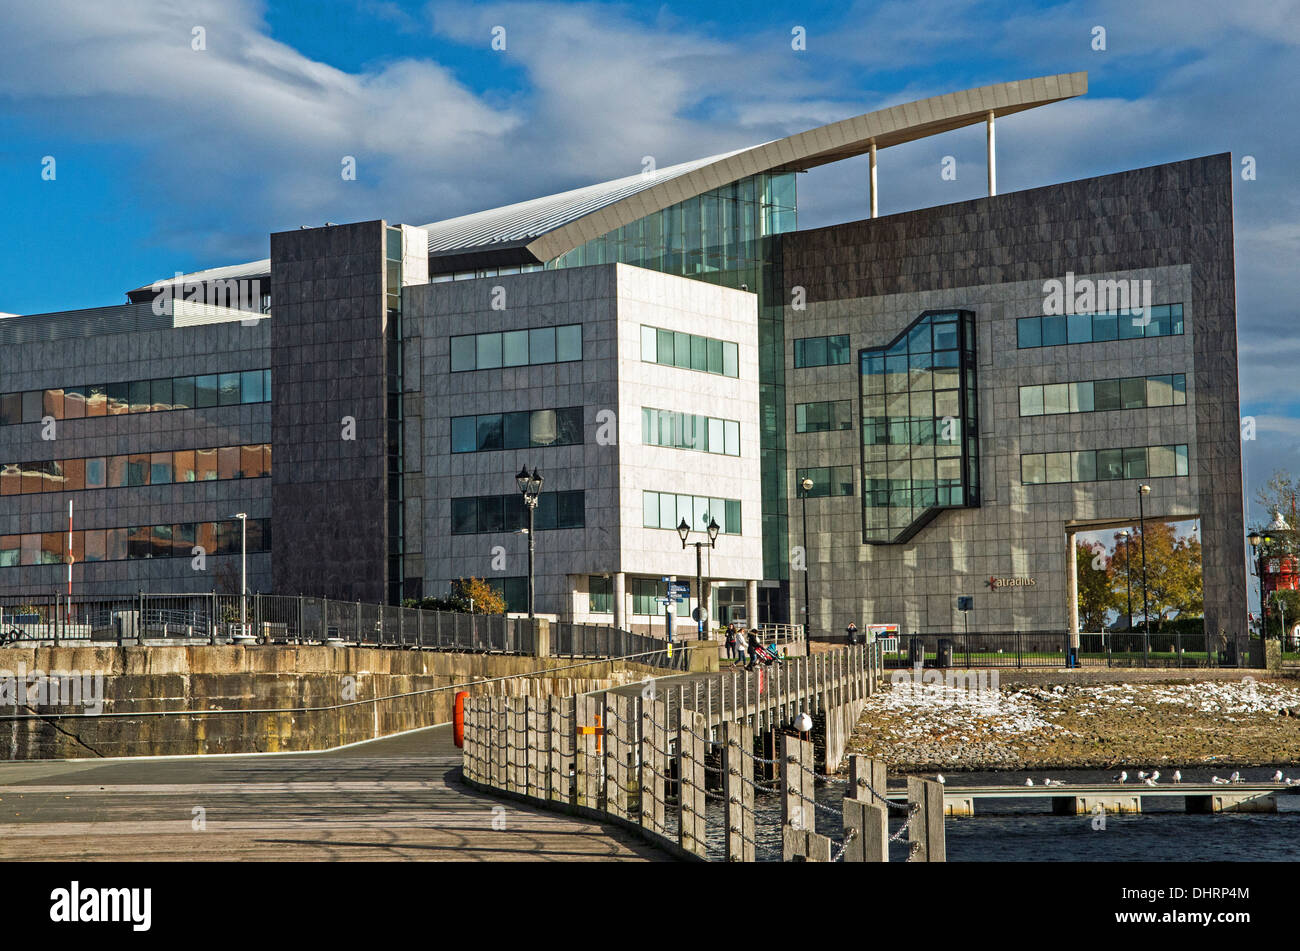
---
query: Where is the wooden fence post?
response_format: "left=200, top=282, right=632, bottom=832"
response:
left=677, top=709, right=707, bottom=857
left=545, top=695, right=561, bottom=801
left=562, top=696, right=577, bottom=807
left=524, top=695, right=540, bottom=797
left=843, top=754, right=889, bottom=862
left=607, top=693, right=630, bottom=820
left=780, top=732, right=815, bottom=861
left=907, top=776, right=946, bottom=862
left=493, top=696, right=507, bottom=790
left=722, top=719, right=754, bottom=862
left=640, top=696, right=666, bottom=839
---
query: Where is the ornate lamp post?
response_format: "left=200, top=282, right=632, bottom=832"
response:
left=1247, top=530, right=1270, bottom=638
left=515, top=466, right=544, bottom=619
left=678, top=516, right=720, bottom=640
left=1137, top=484, right=1151, bottom=663
left=799, top=476, right=814, bottom=638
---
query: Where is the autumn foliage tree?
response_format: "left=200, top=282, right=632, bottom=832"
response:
left=406, top=578, right=506, bottom=615
left=1077, top=541, right=1119, bottom=631
left=1107, top=522, right=1202, bottom=629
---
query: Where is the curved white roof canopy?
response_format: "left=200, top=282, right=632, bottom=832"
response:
left=130, top=71, right=1086, bottom=295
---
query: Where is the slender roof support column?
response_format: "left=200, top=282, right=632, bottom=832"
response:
left=1067, top=530, right=1080, bottom=649
left=986, top=110, right=996, bottom=197
left=868, top=139, right=878, bottom=218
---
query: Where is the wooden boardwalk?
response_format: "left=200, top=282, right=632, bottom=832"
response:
left=0, top=725, right=666, bottom=861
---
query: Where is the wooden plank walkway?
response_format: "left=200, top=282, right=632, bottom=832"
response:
left=0, top=725, right=667, bottom=861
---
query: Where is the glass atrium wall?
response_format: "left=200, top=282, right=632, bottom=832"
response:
left=859, top=311, right=979, bottom=544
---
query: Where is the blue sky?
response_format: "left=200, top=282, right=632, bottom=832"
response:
left=1, top=0, right=1297, bottom=533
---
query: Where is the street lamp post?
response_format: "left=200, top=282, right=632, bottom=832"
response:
left=1247, top=530, right=1271, bottom=640
left=1119, top=529, right=1133, bottom=632
left=799, top=477, right=814, bottom=638
left=230, top=512, right=248, bottom=642
left=516, top=466, right=544, bottom=619
left=678, top=517, right=720, bottom=640
left=1137, top=484, right=1151, bottom=663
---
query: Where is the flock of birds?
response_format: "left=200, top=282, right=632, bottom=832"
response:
left=932, top=770, right=1300, bottom=787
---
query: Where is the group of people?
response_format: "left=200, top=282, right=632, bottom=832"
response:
left=722, top=622, right=770, bottom=669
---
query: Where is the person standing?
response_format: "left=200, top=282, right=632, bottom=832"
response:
left=724, top=625, right=736, bottom=660
left=746, top=629, right=762, bottom=671
left=846, top=621, right=859, bottom=644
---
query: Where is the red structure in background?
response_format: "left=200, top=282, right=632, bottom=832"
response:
left=1262, top=554, right=1299, bottom=597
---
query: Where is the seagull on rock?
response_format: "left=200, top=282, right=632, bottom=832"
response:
left=1150, top=770, right=1160, bottom=784
left=1114, top=771, right=1128, bottom=784
left=1025, top=778, right=1035, bottom=787
left=937, top=774, right=946, bottom=785
left=1273, top=770, right=1284, bottom=783
left=1173, top=770, right=1182, bottom=784
left=1137, top=771, right=1148, bottom=781
left=1230, top=771, right=1242, bottom=784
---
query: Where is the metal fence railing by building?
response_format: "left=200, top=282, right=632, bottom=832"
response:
left=878, top=630, right=1237, bottom=669
left=460, top=643, right=950, bottom=863
left=0, top=591, right=686, bottom=669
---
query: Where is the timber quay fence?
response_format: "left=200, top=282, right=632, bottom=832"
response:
left=462, top=642, right=947, bottom=862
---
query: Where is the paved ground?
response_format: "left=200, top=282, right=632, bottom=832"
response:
left=0, top=725, right=667, bottom=861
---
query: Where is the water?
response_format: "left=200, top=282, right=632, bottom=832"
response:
left=700, top=767, right=1300, bottom=861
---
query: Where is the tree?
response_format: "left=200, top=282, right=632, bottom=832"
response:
left=1077, top=541, right=1119, bottom=631
left=1108, top=522, right=1202, bottom=628
left=1253, top=469, right=1300, bottom=558
left=408, top=578, right=506, bottom=615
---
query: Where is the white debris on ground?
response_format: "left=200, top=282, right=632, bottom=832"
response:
left=851, top=677, right=1300, bottom=770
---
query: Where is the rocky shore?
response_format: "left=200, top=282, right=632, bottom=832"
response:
left=846, top=677, right=1300, bottom=771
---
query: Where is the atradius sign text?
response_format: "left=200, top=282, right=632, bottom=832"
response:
left=986, top=576, right=1037, bottom=590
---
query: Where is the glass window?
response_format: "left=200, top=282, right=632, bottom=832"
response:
left=502, top=411, right=530, bottom=449
left=477, top=496, right=504, bottom=533
left=173, top=450, right=195, bottom=482
left=557, top=491, right=584, bottom=529
left=240, top=370, right=263, bottom=404
left=62, top=457, right=85, bottom=492
left=1122, top=447, right=1148, bottom=479
left=1067, top=313, right=1093, bottom=344
left=451, top=416, right=476, bottom=453
left=589, top=576, right=613, bottom=614
left=1069, top=381, right=1094, bottom=413
left=172, top=377, right=195, bottom=410
left=195, top=375, right=218, bottom=408
left=83, top=457, right=105, bottom=490
left=241, top=445, right=267, bottom=479
left=105, top=528, right=128, bottom=561
left=1173, top=374, right=1187, bottom=405
left=195, top=448, right=218, bottom=481
left=643, top=491, right=659, bottom=528
left=217, top=371, right=240, bottom=405
left=800, top=337, right=827, bottom=368
left=1021, top=454, right=1045, bottom=485
left=263, top=369, right=272, bottom=402
left=451, top=498, right=476, bottom=534
left=1120, top=378, right=1146, bottom=409
left=22, top=390, right=43, bottom=422
left=1118, top=311, right=1144, bottom=339
left=1091, top=312, right=1118, bottom=341
left=218, top=447, right=240, bottom=480
left=126, top=454, right=149, bottom=486
left=476, top=414, right=503, bottom=452
left=529, top=410, right=558, bottom=447
left=691, top=335, right=708, bottom=371
left=1040, top=315, right=1066, bottom=347
left=128, top=380, right=151, bottom=413
left=723, top=342, right=738, bottom=377
left=556, top=324, right=582, bottom=362
left=62, top=386, right=86, bottom=420
left=1045, top=451, right=1071, bottom=484
left=556, top=406, right=582, bottom=445
left=83, top=530, right=105, bottom=563
left=1148, top=444, right=1176, bottom=478
left=151, top=378, right=172, bottom=410
left=1093, top=379, right=1120, bottom=412
left=1175, top=444, right=1189, bottom=476
left=659, top=492, right=676, bottom=529
left=674, top=332, right=691, bottom=369
left=656, top=329, right=674, bottom=366
left=828, top=335, right=851, bottom=365
left=641, top=325, right=657, bottom=362
left=724, top=420, right=740, bottom=456
left=450, top=336, right=476, bottom=371
left=150, top=452, right=173, bottom=484
left=1073, top=450, right=1097, bottom=482
left=1043, top=384, right=1069, bottom=415
left=1017, top=317, right=1041, bottom=349
left=0, top=393, right=21, bottom=425
left=1146, top=375, right=1173, bottom=407
left=173, top=523, right=197, bottom=558
left=1097, top=448, right=1123, bottom=480
left=707, top=338, right=723, bottom=374
left=529, top=327, right=556, bottom=364
left=502, top=330, right=529, bottom=367
left=476, top=333, right=502, bottom=369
